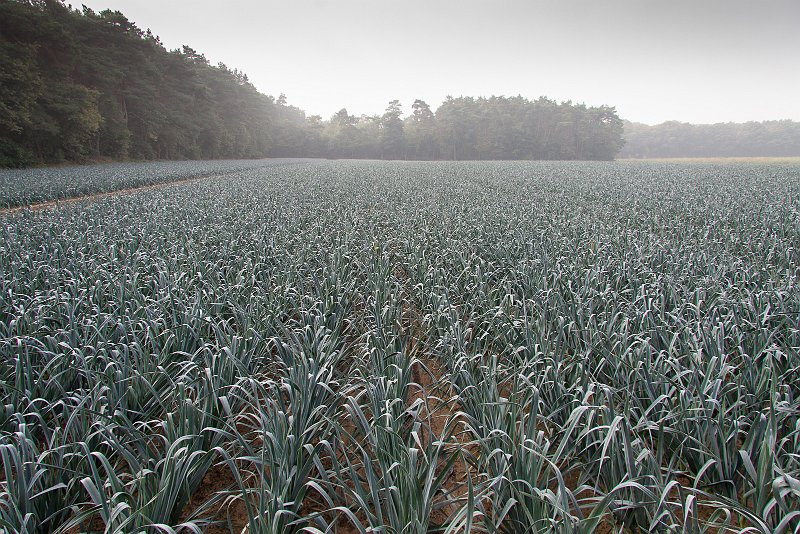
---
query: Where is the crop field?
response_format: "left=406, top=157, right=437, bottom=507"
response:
left=1, top=159, right=799, bottom=533
left=0, top=159, right=302, bottom=210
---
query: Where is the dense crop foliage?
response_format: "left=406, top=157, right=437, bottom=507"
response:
left=1, top=160, right=799, bottom=533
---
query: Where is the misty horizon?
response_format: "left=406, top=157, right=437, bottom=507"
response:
left=2, top=0, right=798, bottom=167
left=76, top=0, right=800, bottom=125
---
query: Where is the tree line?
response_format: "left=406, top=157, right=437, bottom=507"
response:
left=0, top=0, right=625, bottom=167
left=620, top=120, right=800, bottom=158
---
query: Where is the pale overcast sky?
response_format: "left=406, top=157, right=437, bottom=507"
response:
left=77, top=0, right=800, bottom=125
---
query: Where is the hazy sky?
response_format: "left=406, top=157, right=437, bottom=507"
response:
left=78, top=0, right=799, bottom=125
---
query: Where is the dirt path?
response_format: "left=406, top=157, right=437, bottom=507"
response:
left=393, top=254, right=476, bottom=527
left=0, top=169, right=243, bottom=216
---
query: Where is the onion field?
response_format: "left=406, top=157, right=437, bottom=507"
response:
left=1, top=160, right=799, bottom=533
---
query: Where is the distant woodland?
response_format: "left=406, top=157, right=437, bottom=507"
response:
left=4, top=1, right=796, bottom=168
left=0, top=0, right=625, bottom=167
left=621, top=120, right=800, bottom=158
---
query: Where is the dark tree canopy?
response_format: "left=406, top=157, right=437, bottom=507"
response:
left=0, top=0, right=626, bottom=167
left=432, top=96, right=624, bottom=161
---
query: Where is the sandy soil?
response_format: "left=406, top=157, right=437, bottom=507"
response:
left=0, top=172, right=220, bottom=216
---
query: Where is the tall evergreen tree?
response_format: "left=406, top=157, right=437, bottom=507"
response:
left=380, top=100, right=405, bottom=160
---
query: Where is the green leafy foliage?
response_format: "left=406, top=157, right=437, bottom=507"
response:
left=1, top=159, right=799, bottom=533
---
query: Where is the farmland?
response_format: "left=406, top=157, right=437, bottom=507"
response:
left=1, top=159, right=799, bottom=533
left=0, top=159, right=304, bottom=210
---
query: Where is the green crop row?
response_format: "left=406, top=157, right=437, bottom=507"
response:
left=1, top=160, right=799, bottom=533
